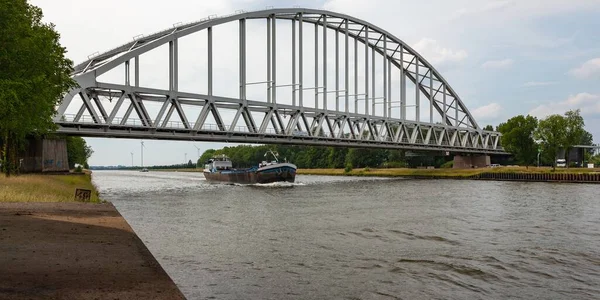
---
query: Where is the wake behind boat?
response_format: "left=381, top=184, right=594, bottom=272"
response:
left=203, top=151, right=296, bottom=184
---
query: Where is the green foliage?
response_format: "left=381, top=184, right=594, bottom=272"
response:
left=440, top=160, right=454, bottom=169
left=344, top=163, right=353, bottom=173
left=66, top=137, right=93, bottom=169
left=75, top=165, right=83, bottom=173
left=498, top=115, right=538, bottom=167
left=0, top=1, right=75, bottom=176
left=483, top=124, right=495, bottom=131
left=327, top=147, right=348, bottom=168
left=196, top=145, right=406, bottom=169
left=535, top=114, right=567, bottom=170
left=198, top=149, right=216, bottom=167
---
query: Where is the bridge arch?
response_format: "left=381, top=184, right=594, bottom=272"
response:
left=56, top=8, right=503, bottom=154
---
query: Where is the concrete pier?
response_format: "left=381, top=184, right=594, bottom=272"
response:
left=453, top=155, right=491, bottom=169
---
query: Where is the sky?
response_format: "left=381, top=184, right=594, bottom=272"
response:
left=30, top=0, right=600, bottom=166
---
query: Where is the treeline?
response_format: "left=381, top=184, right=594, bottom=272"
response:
left=92, top=160, right=196, bottom=170
left=198, top=145, right=454, bottom=169
left=497, top=109, right=596, bottom=169
left=65, top=137, right=93, bottom=169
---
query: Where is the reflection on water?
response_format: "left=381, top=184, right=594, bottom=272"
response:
left=93, top=170, right=600, bottom=300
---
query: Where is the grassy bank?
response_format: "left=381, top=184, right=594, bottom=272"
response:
left=298, top=166, right=600, bottom=178
left=0, top=173, right=101, bottom=203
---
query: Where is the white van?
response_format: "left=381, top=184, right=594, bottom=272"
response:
left=556, top=159, right=567, bottom=168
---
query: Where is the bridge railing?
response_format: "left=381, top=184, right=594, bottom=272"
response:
left=60, top=114, right=284, bottom=135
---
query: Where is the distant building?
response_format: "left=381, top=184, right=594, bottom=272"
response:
left=557, top=146, right=594, bottom=167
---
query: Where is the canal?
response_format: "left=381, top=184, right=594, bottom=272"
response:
left=92, top=170, right=600, bottom=299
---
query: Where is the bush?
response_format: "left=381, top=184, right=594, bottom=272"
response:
left=344, top=163, right=353, bottom=173
left=75, top=165, right=83, bottom=173
left=440, top=161, right=454, bottom=169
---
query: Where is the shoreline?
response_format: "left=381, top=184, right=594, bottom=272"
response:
left=297, top=167, right=600, bottom=183
left=119, top=166, right=600, bottom=183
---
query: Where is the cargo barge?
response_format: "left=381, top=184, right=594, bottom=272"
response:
left=203, top=151, right=296, bottom=184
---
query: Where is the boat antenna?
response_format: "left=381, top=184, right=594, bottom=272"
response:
left=265, top=149, right=279, bottom=162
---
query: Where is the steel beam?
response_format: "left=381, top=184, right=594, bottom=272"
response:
left=267, top=17, right=272, bottom=104
left=335, top=24, right=339, bottom=112
left=134, top=56, right=139, bottom=87
left=344, top=19, right=349, bottom=114
left=209, top=26, right=214, bottom=96
left=415, top=57, right=419, bottom=122
left=272, top=15, right=277, bottom=104
left=292, top=18, right=296, bottom=106
left=323, top=15, right=327, bottom=111
left=299, top=13, right=303, bottom=107
left=314, top=22, right=319, bottom=109
left=364, top=26, right=369, bottom=116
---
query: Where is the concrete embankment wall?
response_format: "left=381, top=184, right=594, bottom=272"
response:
left=19, top=138, right=69, bottom=173
left=472, top=172, right=600, bottom=184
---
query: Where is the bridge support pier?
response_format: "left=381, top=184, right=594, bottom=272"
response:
left=18, top=137, right=70, bottom=173
left=453, top=155, right=490, bottom=169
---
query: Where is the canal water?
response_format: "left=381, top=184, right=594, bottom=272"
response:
left=92, top=171, right=600, bottom=300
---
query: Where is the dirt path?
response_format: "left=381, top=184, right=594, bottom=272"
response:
left=0, top=202, right=186, bottom=300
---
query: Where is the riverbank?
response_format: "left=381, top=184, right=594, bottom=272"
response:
left=0, top=173, right=186, bottom=299
left=298, top=166, right=599, bottom=177
left=297, top=167, right=600, bottom=183
left=0, top=173, right=101, bottom=203
left=0, top=202, right=186, bottom=300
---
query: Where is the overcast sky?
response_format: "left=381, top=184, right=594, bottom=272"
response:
left=30, top=0, right=600, bottom=166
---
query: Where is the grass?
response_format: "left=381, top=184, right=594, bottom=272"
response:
left=298, top=166, right=600, bottom=178
left=0, top=173, right=101, bottom=203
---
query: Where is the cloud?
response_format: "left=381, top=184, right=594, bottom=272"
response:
left=451, top=0, right=514, bottom=20
left=481, top=59, right=514, bottom=69
left=568, top=58, right=600, bottom=79
left=472, top=103, right=502, bottom=120
left=522, top=81, right=558, bottom=87
left=529, top=93, right=600, bottom=117
left=412, top=38, right=468, bottom=66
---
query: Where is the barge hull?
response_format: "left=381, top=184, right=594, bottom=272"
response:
left=204, top=166, right=296, bottom=184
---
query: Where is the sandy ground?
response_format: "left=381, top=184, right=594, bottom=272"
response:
left=0, top=202, right=186, bottom=300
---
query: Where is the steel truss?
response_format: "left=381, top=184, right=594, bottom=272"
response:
left=55, top=8, right=505, bottom=154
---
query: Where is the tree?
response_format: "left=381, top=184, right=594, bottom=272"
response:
left=327, top=147, right=347, bottom=168
left=563, top=109, right=585, bottom=167
left=0, top=1, right=75, bottom=176
left=497, top=115, right=538, bottom=168
left=198, top=149, right=216, bottom=167
left=66, top=137, right=93, bottom=169
left=483, top=125, right=494, bottom=131
left=535, top=114, right=567, bottom=170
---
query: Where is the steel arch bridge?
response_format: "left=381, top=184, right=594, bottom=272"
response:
left=55, top=8, right=505, bottom=154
